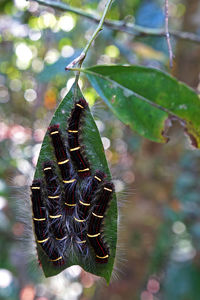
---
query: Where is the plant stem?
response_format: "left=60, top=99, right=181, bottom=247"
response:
left=34, top=0, right=200, bottom=43
left=82, top=0, right=113, bottom=57
left=67, top=0, right=113, bottom=83
left=164, top=0, right=174, bottom=68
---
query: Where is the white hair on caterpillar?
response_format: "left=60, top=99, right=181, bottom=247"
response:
left=90, top=99, right=108, bottom=120
left=7, top=182, right=42, bottom=280
left=106, top=175, right=135, bottom=283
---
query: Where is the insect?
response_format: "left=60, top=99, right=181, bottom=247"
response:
left=30, top=98, right=114, bottom=272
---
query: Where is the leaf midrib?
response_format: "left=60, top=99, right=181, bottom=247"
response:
left=82, top=68, right=186, bottom=125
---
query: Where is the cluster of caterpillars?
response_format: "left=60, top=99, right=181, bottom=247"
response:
left=30, top=98, right=114, bottom=268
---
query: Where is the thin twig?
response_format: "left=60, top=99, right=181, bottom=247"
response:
left=66, top=0, right=113, bottom=80
left=164, top=0, right=174, bottom=68
left=34, top=0, right=200, bottom=43
left=82, top=0, right=113, bottom=57
left=65, top=52, right=85, bottom=70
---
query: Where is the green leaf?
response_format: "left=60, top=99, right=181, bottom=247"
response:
left=34, top=83, right=117, bottom=284
left=83, top=65, right=200, bottom=147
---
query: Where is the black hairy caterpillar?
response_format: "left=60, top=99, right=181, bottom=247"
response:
left=48, top=125, right=77, bottom=216
left=87, top=182, right=114, bottom=263
left=68, top=99, right=91, bottom=177
left=31, top=180, right=65, bottom=265
left=43, top=161, right=67, bottom=241
left=73, top=171, right=106, bottom=248
left=31, top=95, right=115, bottom=278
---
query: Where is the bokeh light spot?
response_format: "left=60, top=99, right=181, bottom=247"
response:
left=20, top=285, right=35, bottom=300
left=45, top=49, right=60, bottom=64
left=58, top=15, right=75, bottom=32
left=66, top=77, right=75, bottom=92
left=147, top=278, right=160, bottom=294
left=68, top=282, right=83, bottom=297
left=14, top=0, right=29, bottom=10
left=140, top=291, right=153, bottom=300
left=42, top=13, right=56, bottom=28
left=105, top=45, right=120, bottom=58
left=102, top=137, right=111, bottom=150
left=9, top=79, right=22, bottom=92
left=34, top=129, right=45, bottom=142
left=0, top=85, right=9, bottom=103
left=44, top=88, right=57, bottom=109
left=32, top=143, right=42, bottom=166
left=66, top=265, right=82, bottom=278
left=61, top=45, right=74, bottom=58
left=95, top=120, right=105, bottom=132
left=0, top=196, right=7, bottom=210
left=17, top=159, right=33, bottom=175
left=172, top=221, right=186, bottom=234
left=15, top=43, right=33, bottom=62
left=60, top=87, right=68, bottom=99
left=9, top=125, right=31, bottom=144
left=123, top=171, right=135, bottom=184
left=29, top=30, right=41, bottom=41
left=24, top=89, right=37, bottom=102
left=32, top=58, right=44, bottom=73
left=81, top=270, right=96, bottom=288
left=0, top=269, right=13, bottom=288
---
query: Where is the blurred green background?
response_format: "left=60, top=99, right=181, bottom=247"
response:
left=0, top=0, right=200, bottom=299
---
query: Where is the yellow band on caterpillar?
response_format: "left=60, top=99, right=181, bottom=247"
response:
left=65, top=202, right=76, bottom=207
left=50, top=256, right=63, bottom=262
left=48, top=195, right=60, bottom=199
left=50, top=130, right=59, bottom=135
left=79, top=200, right=90, bottom=206
left=87, top=233, right=100, bottom=238
left=68, top=130, right=78, bottom=133
left=104, top=187, right=112, bottom=192
left=78, top=168, right=90, bottom=172
left=58, top=159, right=69, bottom=165
left=44, top=167, right=51, bottom=171
left=76, top=103, right=84, bottom=109
left=63, top=179, right=76, bottom=184
left=77, top=240, right=86, bottom=244
left=31, top=186, right=40, bottom=190
left=56, top=236, right=67, bottom=241
left=94, top=176, right=102, bottom=182
left=96, top=254, right=109, bottom=259
left=92, top=212, right=103, bottom=218
left=74, top=217, right=85, bottom=223
left=70, top=146, right=81, bottom=152
left=33, top=217, right=46, bottom=221
left=49, top=214, right=62, bottom=219
left=37, top=237, right=49, bottom=243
